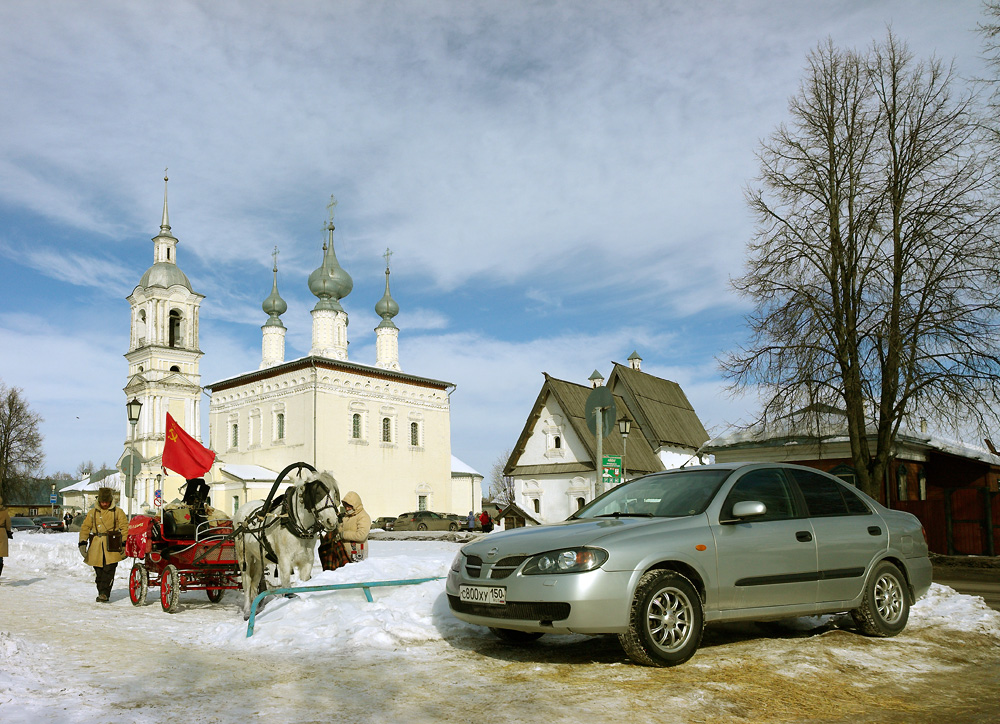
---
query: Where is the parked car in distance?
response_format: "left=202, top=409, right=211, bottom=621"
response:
left=447, top=462, right=932, bottom=668
left=393, top=510, right=460, bottom=531
left=32, top=516, right=66, bottom=532
left=371, top=516, right=396, bottom=531
left=11, top=516, right=41, bottom=532
left=444, top=513, right=480, bottom=531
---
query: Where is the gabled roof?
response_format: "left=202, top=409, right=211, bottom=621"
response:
left=607, top=362, right=708, bottom=450
left=505, top=373, right=663, bottom=477
left=497, top=502, right=542, bottom=525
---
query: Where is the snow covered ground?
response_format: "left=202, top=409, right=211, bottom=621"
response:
left=2, top=532, right=999, bottom=723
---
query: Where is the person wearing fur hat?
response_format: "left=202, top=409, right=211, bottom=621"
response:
left=318, top=491, right=371, bottom=571
left=0, top=495, right=11, bottom=584
left=79, top=487, right=129, bottom=602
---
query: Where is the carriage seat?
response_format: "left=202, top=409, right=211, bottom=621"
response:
left=162, top=505, right=198, bottom=539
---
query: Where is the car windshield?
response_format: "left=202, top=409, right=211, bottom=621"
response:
left=571, top=468, right=733, bottom=519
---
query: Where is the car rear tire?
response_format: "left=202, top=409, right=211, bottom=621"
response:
left=851, top=560, right=909, bottom=637
left=449, top=522, right=458, bottom=531
left=489, top=627, right=544, bottom=644
left=618, top=570, right=704, bottom=667
left=417, top=523, right=428, bottom=531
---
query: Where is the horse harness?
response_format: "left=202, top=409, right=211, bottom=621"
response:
left=239, top=478, right=339, bottom=566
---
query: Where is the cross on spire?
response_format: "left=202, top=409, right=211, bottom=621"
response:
left=271, top=245, right=279, bottom=272
left=383, top=247, right=393, bottom=271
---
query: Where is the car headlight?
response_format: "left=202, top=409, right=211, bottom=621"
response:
left=521, top=547, right=608, bottom=575
left=450, top=552, right=462, bottom=574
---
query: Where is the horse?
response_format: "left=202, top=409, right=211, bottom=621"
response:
left=233, top=467, right=341, bottom=619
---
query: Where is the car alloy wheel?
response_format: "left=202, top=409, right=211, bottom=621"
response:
left=619, top=570, right=704, bottom=667
left=851, top=560, right=910, bottom=637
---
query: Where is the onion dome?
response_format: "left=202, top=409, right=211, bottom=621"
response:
left=308, top=221, right=353, bottom=311
left=375, top=262, right=399, bottom=330
left=262, top=247, right=287, bottom=327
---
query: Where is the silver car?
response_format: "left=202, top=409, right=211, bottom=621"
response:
left=446, top=462, right=931, bottom=667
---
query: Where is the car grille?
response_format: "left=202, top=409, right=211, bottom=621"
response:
left=462, top=555, right=529, bottom=580
left=447, top=595, right=571, bottom=621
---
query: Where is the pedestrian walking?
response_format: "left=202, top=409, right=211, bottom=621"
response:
left=467, top=511, right=476, bottom=531
left=63, top=511, right=73, bottom=530
left=478, top=510, right=494, bottom=533
left=0, top=495, right=11, bottom=584
left=78, top=487, right=128, bottom=602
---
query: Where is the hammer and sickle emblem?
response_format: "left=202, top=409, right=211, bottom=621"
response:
left=167, top=428, right=179, bottom=443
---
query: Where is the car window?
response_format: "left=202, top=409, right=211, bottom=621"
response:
left=721, top=468, right=797, bottom=521
left=574, top=468, right=732, bottom=519
left=786, top=468, right=872, bottom=517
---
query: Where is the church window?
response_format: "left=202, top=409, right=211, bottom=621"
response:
left=554, top=436, right=561, bottom=449
left=276, top=413, right=285, bottom=440
left=170, top=365, right=180, bottom=372
left=382, top=417, right=392, bottom=443
left=410, top=422, right=419, bottom=447
left=418, top=495, right=427, bottom=511
left=231, top=423, right=239, bottom=449
left=352, top=414, right=361, bottom=439
left=533, top=499, right=541, bottom=514
left=576, top=497, right=586, bottom=510
left=169, top=310, right=182, bottom=348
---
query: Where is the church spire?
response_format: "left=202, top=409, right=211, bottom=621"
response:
left=160, top=168, right=171, bottom=236
left=374, top=247, right=401, bottom=371
left=260, top=246, right=287, bottom=369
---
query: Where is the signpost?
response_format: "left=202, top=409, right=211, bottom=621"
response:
left=585, top=386, right=616, bottom=498
left=602, top=455, right=622, bottom=489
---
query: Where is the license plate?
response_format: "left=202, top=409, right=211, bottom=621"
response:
left=459, top=584, right=506, bottom=606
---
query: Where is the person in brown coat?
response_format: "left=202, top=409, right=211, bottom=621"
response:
left=319, top=491, right=371, bottom=571
left=79, top=487, right=129, bottom=602
left=0, top=495, right=11, bottom=584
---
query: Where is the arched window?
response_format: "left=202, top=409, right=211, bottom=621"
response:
left=276, top=413, right=285, bottom=440
left=554, top=436, right=561, bottom=449
left=169, top=310, right=182, bottom=348
left=352, top=414, right=361, bottom=439
left=169, top=365, right=180, bottom=372
left=532, top=499, right=540, bottom=514
left=382, top=417, right=392, bottom=442
left=576, top=497, right=585, bottom=510
left=410, top=422, right=419, bottom=446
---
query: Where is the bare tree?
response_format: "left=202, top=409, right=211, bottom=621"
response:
left=489, top=447, right=516, bottom=507
left=0, top=380, right=45, bottom=503
left=723, top=34, right=1000, bottom=498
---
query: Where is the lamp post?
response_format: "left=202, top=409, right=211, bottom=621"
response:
left=618, top=418, right=631, bottom=483
left=126, top=397, right=143, bottom=517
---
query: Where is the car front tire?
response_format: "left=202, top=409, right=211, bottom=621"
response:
left=618, top=570, right=704, bottom=667
left=851, top=560, right=910, bottom=637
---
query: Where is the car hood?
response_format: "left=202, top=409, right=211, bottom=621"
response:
left=460, top=516, right=703, bottom=558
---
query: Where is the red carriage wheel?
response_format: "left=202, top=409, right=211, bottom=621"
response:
left=129, top=563, right=148, bottom=606
left=207, top=587, right=225, bottom=603
left=160, top=564, right=180, bottom=613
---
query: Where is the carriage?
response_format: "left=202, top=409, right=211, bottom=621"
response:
left=125, top=478, right=242, bottom=613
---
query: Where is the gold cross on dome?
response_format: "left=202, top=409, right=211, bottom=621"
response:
left=271, top=246, right=279, bottom=271
left=383, top=247, right=393, bottom=271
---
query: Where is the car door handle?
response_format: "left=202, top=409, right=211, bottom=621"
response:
left=796, top=531, right=813, bottom=542
left=867, top=526, right=882, bottom=536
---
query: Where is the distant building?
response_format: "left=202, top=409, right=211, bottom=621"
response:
left=504, top=353, right=709, bottom=524
left=120, top=181, right=473, bottom=519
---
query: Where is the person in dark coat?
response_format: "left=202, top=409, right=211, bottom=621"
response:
left=79, top=487, right=129, bottom=602
left=63, top=511, right=73, bottom=530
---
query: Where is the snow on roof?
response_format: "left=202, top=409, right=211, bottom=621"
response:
left=220, top=464, right=279, bottom=482
left=451, top=455, right=482, bottom=477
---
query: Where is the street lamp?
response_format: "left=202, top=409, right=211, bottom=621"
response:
left=618, top=418, right=631, bottom=483
left=126, top=397, right=142, bottom=517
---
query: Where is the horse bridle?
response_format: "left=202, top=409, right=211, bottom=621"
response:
left=284, top=479, right=340, bottom=539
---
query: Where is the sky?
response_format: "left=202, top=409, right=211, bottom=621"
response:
left=2, top=533, right=999, bottom=722
left=0, top=1, right=994, bottom=480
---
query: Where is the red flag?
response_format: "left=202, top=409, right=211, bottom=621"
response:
left=162, top=412, right=215, bottom=478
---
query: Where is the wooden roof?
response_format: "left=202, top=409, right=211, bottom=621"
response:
left=607, top=362, right=708, bottom=450
left=505, top=373, right=663, bottom=477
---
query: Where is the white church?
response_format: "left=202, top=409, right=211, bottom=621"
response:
left=121, top=178, right=482, bottom=519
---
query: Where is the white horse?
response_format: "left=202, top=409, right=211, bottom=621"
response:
left=233, top=468, right=341, bottom=619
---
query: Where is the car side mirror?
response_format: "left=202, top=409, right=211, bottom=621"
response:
left=721, top=500, right=767, bottom=524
